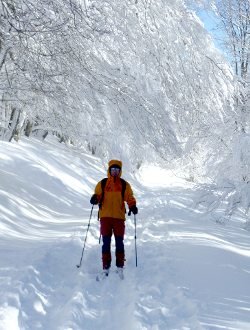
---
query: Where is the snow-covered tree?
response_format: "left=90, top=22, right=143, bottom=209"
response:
left=68, top=0, right=236, bottom=170
left=0, top=0, right=236, bottom=173
left=189, top=0, right=250, bottom=226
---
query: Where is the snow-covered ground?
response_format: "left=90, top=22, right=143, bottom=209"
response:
left=0, top=137, right=250, bottom=330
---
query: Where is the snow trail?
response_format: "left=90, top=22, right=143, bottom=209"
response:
left=1, top=138, right=250, bottom=329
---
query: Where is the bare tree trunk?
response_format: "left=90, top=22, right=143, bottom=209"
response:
left=8, top=107, right=22, bottom=142
left=24, top=120, right=33, bottom=137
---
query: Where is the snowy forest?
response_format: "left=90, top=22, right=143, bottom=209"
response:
left=1, top=1, right=250, bottom=329
left=1, top=0, right=250, bottom=222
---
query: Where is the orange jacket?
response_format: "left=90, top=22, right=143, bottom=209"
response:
left=94, top=160, right=136, bottom=220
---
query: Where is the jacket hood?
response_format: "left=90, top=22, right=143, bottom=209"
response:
left=108, top=159, right=122, bottom=177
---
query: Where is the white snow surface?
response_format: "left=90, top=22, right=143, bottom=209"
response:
left=0, top=137, right=250, bottom=330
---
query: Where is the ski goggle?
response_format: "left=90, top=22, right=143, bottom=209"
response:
left=110, top=167, right=121, bottom=174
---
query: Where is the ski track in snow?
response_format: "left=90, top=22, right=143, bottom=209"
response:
left=1, top=138, right=250, bottom=330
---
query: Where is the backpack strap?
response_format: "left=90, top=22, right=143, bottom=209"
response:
left=120, top=178, right=127, bottom=201
left=99, top=178, right=108, bottom=207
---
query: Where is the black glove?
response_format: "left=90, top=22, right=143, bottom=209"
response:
left=129, top=205, right=138, bottom=215
left=90, top=194, right=98, bottom=205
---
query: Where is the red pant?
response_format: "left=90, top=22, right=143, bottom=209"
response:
left=100, top=217, right=125, bottom=269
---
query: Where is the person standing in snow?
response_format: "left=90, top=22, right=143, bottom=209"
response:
left=90, top=160, right=138, bottom=276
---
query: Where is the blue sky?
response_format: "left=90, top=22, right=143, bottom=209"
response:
left=196, top=9, right=231, bottom=63
left=197, top=10, right=223, bottom=47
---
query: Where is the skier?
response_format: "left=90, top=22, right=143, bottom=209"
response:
left=90, top=160, right=138, bottom=278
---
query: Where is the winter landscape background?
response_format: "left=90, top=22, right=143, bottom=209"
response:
left=1, top=0, right=250, bottom=329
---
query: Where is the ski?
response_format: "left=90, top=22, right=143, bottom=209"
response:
left=96, top=268, right=124, bottom=281
left=96, top=270, right=109, bottom=281
left=116, top=268, right=124, bottom=280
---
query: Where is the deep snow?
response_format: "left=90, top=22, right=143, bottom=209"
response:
left=0, top=137, right=250, bottom=330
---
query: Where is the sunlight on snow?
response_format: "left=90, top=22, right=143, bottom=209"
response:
left=0, top=306, right=19, bottom=330
left=169, top=231, right=250, bottom=257
left=136, top=164, right=187, bottom=188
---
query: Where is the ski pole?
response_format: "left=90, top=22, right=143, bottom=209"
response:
left=98, top=212, right=102, bottom=244
left=134, top=214, right=138, bottom=267
left=76, top=205, right=94, bottom=268
left=128, top=210, right=138, bottom=267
